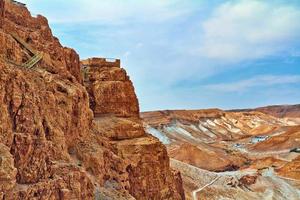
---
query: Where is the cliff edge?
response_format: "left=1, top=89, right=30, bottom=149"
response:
left=0, top=1, right=184, bottom=199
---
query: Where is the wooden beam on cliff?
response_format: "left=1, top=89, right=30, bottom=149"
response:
left=23, top=53, right=43, bottom=69
left=11, top=33, right=36, bottom=55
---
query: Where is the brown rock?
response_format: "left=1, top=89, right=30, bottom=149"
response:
left=1, top=0, right=82, bottom=82
left=276, top=156, right=300, bottom=180
left=168, top=143, right=245, bottom=172
left=93, top=116, right=145, bottom=140
left=0, top=1, right=184, bottom=199
left=238, top=175, right=257, bottom=187
left=82, top=57, right=139, bottom=118
left=115, top=136, right=184, bottom=200
left=0, top=144, right=17, bottom=192
left=64, top=47, right=82, bottom=83
left=0, top=0, right=4, bottom=28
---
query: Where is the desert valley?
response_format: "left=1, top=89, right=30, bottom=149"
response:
left=142, top=105, right=300, bottom=199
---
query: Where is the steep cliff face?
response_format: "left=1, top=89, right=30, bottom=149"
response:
left=1, top=0, right=82, bottom=82
left=0, top=1, right=184, bottom=199
left=81, top=58, right=139, bottom=118
left=82, top=58, right=184, bottom=199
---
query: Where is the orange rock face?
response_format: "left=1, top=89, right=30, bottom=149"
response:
left=0, top=1, right=184, bottom=199
left=2, top=0, right=82, bottom=82
left=168, top=143, right=247, bottom=172
left=82, top=58, right=139, bottom=118
left=82, top=57, right=184, bottom=199
left=277, top=156, right=300, bottom=180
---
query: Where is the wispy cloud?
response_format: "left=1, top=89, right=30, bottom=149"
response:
left=205, top=75, right=300, bottom=92
left=26, top=0, right=196, bottom=24
left=24, top=0, right=300, bottom=110
left=199, top=0, right=300, bottom=62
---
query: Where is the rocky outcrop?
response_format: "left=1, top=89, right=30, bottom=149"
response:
left=2, top=0, right=82, bottom=82
left=0, top=144, right=16, bottom=193
left=83, top=58, right=184, bottom=199
left=0, top=1, right=184, bottom=199
left=82, top=58, right=139, bottom=118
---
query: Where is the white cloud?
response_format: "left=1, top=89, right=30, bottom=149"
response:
left=199, top=0, right=300, bottom=62
left=26, top=0, right=194, bottom=24
left=23, top=0, right=300, bottom=111
left=205, top=75, right=300, bottom=92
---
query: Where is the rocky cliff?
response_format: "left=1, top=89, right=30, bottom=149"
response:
left=0, top=1, right=184, bottom=199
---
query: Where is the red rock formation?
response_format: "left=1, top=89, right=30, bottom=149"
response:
left=0, top=1, right=184, bottom=199
left=276, top=156, right=300, bottom=180
left=2, top=0, right=82, bottom=82
left=238, top=175, right=257, bottom=187
left=82, top=57, right=184, bottom=199
left=82, top=58, right=139, bottom=118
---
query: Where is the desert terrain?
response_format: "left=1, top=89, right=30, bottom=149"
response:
left=142, top=106, right=300, bottom=199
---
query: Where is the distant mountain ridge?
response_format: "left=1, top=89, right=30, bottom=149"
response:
left=229, top=104, right=300, bottom=118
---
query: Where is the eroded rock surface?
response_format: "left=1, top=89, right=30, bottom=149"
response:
left=0, top=1, right=184, bottom=199
left=82, top=58, right=139, bottom=118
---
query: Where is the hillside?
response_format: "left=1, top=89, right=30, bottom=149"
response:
left=142, top=109, right=300, bottom=199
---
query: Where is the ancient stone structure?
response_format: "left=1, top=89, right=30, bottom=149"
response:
left=81, top=57, right=139, bottom=118
left=0, top=0, right=184, bottom=199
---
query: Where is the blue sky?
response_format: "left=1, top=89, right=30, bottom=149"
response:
left=24, top=0, right=300, bottom=111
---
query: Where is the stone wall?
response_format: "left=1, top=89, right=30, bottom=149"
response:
left=82, top=57, right=120, bottom=68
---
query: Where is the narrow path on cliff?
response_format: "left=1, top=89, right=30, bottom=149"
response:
left=192, top=176, right=221, bottom=200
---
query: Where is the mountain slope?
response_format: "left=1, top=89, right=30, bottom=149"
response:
left=142, top=109, right=300, bottom=199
